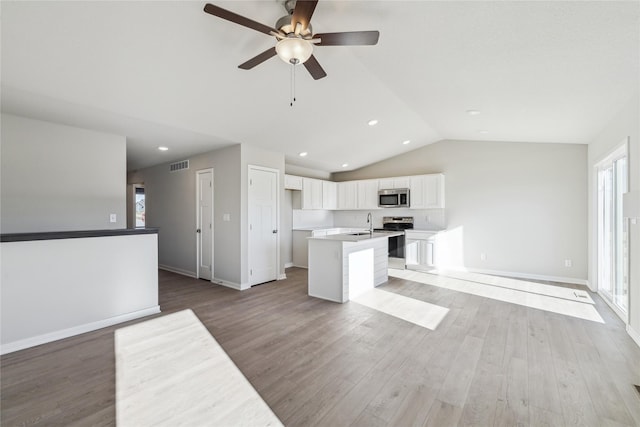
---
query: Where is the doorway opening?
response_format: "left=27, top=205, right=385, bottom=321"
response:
left=134, top=185, right=145, bottom=228
left=596, top=140, right=629, bottom=319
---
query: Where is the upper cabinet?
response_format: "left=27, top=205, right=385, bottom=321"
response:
left=284, top=174, right=303, bottom=190
left=410, top=174, right=445, bottom=209
left=322, top=181, right=337, bottom=210
left=378, top=177, right=410, bottom=190
left=337, top=181, right=358, bottom=210
left=302, top=178, right=323, bottom=209
left=356, top=179, right=380, bottom=210
left=286, top=173, right=444, bottom=210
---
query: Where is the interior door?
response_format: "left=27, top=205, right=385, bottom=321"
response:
left=197, top=169, right=213, bottom=281
left=249, top=166, right=278, bottom=286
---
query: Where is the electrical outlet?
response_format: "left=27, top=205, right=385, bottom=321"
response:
left=564, top=259, right=572, bottom=267
left=480, top=253, right=486, bottom=261
left=425, top=215, right=430, bottom=223
left=109, top=213, right=117, bottom=223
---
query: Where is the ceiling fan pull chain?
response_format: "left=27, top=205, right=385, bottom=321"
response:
left=290, top=63, right=297, bottom=107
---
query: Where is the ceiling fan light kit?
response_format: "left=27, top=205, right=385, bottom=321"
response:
left=203, top=0, right=380, bottom=80
left=276, top=37, right=313, bottom=64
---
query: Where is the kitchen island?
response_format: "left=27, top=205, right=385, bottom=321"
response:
left=307, top=231, right=402, bottom=303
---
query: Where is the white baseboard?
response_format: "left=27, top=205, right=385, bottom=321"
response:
left=159, top=264, right=196, bottom=278
left=463, top=267, right=589, bottom=287
left=626, top=324, right=640, bottom=349
left=0, top=306, right=161, bottom=355
left=284, top=262, right=294, bottom=269
left=278, top=273, right=287, bottom=280
left=211, top=277, right=247, bottom=291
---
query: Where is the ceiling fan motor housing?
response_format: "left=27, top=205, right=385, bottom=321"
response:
left=275, top=14, right=313, bottom=37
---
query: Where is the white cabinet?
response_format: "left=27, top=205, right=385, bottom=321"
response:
left=378, top=177, right=410, bottom=190
left=322, top=181, right=337, bottom=210
left=337, top=181, right=358, bottom=210
left=284, top=174, right=303, bottom=190
left=410, top=174, right=445, bottom=209
left=405, top=230, right=438, bottom=270
left=356, top=179, right=379, bottom=210
left=302, top=178, right=323, bottom=209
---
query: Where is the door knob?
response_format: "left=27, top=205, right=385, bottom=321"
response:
left=196, top=229, right=201, bottom=233
left=272, top=229, right=278, bottom=234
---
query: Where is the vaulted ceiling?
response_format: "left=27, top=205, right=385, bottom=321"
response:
left=2, top=1, right=638, bottom=172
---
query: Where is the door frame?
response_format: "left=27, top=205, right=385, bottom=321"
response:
left=248, top=165, right=280, bottom=286
left=196, top=168, right=214, bottom=281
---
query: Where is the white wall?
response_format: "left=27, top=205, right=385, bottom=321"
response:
left=128, top=145, right=242, bottom=284
left=333, top=140, right=588, bottom=283
left=129, top=143, right=286, bottom=287
left=1, top=234, right=159, bottom=354
left=1, top=114, right=127, bottom=232
left=588, top=94, right=639, bottom=342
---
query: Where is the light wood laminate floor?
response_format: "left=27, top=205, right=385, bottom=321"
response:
left=2, top=267, right=639, bottom=426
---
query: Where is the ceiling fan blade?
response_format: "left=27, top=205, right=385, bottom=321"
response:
left=303, top=55, right=327, bottom=80
left=291, top=0, right=318, bottom=34
left=238, top=47, right=277, bottom=70
left=315, top=31, right=380, bottom=46
left=204, top=3, right=277, bottom=36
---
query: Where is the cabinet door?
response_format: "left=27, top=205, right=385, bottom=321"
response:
left=284, top=174, right=303, bottom=190
left=357, top=179, right=379, bottom=209
left=302, top=178, right=323, bottom=209
left=410, top=174, right=444, bottom=209
left=337, top=181, right=358, bottom=210
left=405, top=238, right=435, bottom=269
left=422, top=174, right=444, bottom=208
left=378, top=178, right=395, bottom=189
left=322, top=181, right=337, bottom=210
left=379, top=177, right=410, bottom=189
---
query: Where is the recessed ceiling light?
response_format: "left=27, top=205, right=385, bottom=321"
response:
left=342, top=163, right=349, bottom=168
left=368, top=119, right=378, bottom=126
left=158, top=146, right=169, bottom=151
left=479, top=130, right=489, bottom=134
left=402, top=140, right=411, bottom=145
left=466, top=110, right=481, bottom=115
left=299, top=152, right=308, bottom=157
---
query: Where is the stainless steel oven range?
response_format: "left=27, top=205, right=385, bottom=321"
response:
left=374, top=216, right=414, bottom=268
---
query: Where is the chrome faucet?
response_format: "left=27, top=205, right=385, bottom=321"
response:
left=367, top=212, right=373, bottom=234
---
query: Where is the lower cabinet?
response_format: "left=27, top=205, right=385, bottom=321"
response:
left=405, top=230, right=438, bottom=270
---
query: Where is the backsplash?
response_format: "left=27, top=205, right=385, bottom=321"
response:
left=292, top=209, right=334, bottom=228
left=292, top=208, right=445, bottom=230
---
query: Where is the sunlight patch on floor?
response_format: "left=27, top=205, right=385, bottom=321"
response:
left=389, top=269, right=604, bottom=323
left=431, top=268, right=594, bottom=303
left=115, top=309, right=282, bottom=427
left=352, top=288, right=450, bottom=330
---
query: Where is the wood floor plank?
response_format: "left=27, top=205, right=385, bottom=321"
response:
left=2, top=267, right=639, bottom=427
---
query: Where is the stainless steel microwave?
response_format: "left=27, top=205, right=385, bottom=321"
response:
left=378, top=188, right=410, bottom=208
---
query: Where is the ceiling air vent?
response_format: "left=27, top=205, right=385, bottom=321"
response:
left=169, top=160, right=189, bottom=172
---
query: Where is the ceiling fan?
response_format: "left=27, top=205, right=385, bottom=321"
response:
left=203, top=0, right=380, bottom=80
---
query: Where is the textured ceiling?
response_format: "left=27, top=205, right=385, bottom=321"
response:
left=2, top=1, right=638, bottom=172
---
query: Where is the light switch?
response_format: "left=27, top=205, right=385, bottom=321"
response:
left=110, top=213, right=117, bottom=223
left=223, top=213, right=230, bottom=222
